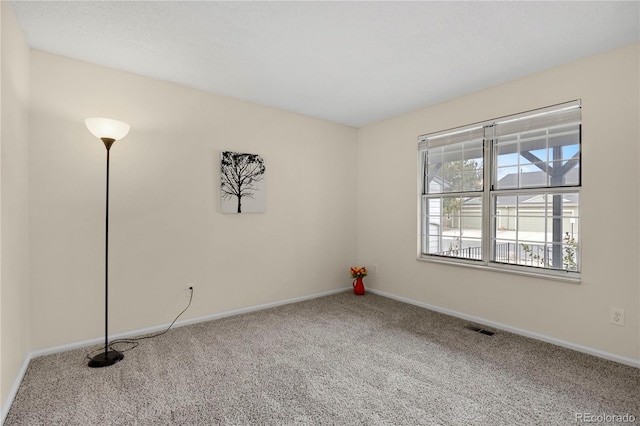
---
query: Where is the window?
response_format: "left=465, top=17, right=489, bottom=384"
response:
left=419, top=101, right=581, bottom=278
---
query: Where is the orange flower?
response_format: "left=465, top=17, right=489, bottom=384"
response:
left=350, top=266, right=368, bottom=278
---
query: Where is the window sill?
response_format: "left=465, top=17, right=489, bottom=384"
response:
left=416, top=255, right=581, bottom=284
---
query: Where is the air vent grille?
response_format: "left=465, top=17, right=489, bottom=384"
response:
left=465, top=325, right=495, bottom=336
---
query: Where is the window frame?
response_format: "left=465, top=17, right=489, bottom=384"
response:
left=418, top=101, right=581, bottom=282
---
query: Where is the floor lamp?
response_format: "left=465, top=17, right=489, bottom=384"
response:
left=85, top=117, right=130, bottom=368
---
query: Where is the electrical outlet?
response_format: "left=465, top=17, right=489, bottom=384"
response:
left=185, top=284, right=195, bottom=298
left=372, top=264, right=378, bottom=274
left=610, top=307, right=625, bottom=326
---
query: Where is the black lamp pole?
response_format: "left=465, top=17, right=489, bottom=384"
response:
left=88, top=136, right=124, bottom=368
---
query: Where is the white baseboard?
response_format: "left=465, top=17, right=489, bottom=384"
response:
left=367, top=288, right=640, bottom=369
left=30, top=286, right=350, bottom=359
left=3, top=286, right=349, bottom=424
left=1, top=353, right=31, bottom=425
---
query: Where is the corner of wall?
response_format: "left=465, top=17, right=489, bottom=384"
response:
left=1, top=0, right=31, bottom=421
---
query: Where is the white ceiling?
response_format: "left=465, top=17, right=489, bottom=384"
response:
left=10, top=1, right=640, bottom=127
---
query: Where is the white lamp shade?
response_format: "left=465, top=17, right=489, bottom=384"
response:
left=85, top=117, right=130, bottom=141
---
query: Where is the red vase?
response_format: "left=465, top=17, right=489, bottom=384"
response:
left=353, top=276, right=365, bottom=295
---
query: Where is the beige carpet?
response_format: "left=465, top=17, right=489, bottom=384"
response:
left=5, top=292, right=639, bottom=425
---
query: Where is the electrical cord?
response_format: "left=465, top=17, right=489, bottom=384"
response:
left=86, top=286, right=194, bottom=360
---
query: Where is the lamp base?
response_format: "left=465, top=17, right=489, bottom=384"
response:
left=88, top=350, right=124, bottom=368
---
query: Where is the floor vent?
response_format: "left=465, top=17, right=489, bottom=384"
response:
left=466, top=325, right=495, bottom=336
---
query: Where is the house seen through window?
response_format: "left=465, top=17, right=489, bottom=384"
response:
left=418, top=101, right=581, bottom=278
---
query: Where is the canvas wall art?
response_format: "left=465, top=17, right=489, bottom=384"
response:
left=220, top=151, right=266, bottom=213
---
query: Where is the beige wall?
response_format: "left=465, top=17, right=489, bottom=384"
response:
left=357, top=43, right=640, bottom=361
left=28, top=51, right=358, bottom=350
left=1, top=0, right=30, bottom=411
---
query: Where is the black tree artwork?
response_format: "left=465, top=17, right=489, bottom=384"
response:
left=220, top=151, right=266, bottom=213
